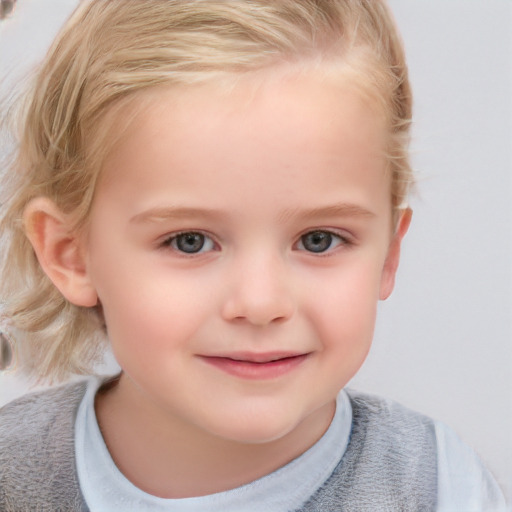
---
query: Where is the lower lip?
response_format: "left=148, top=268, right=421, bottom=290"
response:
left=199, top=354, right=309, bottom=380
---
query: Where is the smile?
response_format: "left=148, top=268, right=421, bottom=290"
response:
left=198, top=352, right=310, bottom=380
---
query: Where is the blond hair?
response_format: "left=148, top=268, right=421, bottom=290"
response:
left=0, top=0, right=412, bottom=382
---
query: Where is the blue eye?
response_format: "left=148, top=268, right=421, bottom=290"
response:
left=297, top=230, right=346, bottom=253
left=164, top=232, right=215, bottom=254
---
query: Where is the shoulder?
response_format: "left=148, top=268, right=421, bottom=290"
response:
left=343, top=390, right=507, bottom=511
left=435, top=421, right=508, bottom=511
left=0, top=379, right=88, bottom=451
left=300, top=390, right=438, bottom=511
left=344, top=388, right=437, bottom=445
left=0, top=378, right=88, bottom=420
left=0, top=379, right=90, bottom=511
left=344, top=388, right=438, bottom=475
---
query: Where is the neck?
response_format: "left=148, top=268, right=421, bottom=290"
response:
left=94, top=374, right=335, bottom=499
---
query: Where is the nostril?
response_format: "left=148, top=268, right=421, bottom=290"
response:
left=271, top=315, right=288, bottom=324
left=221, top=268, right=295, bottom=325
left=224, top=299, right=294, bottom=326
left=0, top=0, right=17, bottom=20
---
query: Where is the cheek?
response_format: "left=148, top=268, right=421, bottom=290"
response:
left=96, top=266, right=214, bottom=360
left=306, top=263, right=382, bottom=352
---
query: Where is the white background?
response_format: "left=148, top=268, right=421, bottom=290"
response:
left=1, top=0, right=511, bottom=501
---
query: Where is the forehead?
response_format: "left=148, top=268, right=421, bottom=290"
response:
left=95, top=71, right=391, bottom=222
left=99, top=63, right=388, bottom=160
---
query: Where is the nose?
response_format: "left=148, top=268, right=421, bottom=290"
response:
left=221, top=252, right=295, bottom=326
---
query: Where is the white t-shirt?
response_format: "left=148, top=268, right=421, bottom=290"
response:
left=75, top=377, right=507, bottom=512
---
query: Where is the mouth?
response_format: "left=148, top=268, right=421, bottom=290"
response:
left=198, top=352, right=310, bottom=380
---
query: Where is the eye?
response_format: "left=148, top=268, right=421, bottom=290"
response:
left=163, top=231, right=216, bottom=254
left=296, top=230, right=348, bottom=253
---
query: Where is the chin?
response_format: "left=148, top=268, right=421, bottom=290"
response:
left=220, top=427, right=296, bottom=445
left=209, top=413, right=303, bottom=445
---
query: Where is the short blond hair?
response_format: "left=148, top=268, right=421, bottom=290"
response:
left=0, top=0, right=412, bottom=382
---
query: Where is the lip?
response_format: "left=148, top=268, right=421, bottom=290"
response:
left=198, top=352, right=310, bottom=380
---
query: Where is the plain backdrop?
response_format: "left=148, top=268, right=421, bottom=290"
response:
left=1, top=0, right=511, bottom=501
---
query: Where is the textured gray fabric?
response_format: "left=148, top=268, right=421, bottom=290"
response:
left=0, top=382, right=437, bottom=511
left=299, top=390, right=438, bottom=511
left=0, top=381, right=88, bottom=512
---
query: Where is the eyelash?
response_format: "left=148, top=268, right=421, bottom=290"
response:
left=159, top=229, right=353, bottom=256
left=295, top=229, right=353, bottom=255
left=159, top=231, right=218, bottom=255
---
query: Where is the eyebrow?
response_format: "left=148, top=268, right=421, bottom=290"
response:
left=130, top=207, right=226, bottom=224
left=277, top=203, right=376, bottom=224
left=130, top=203, right=376, bottom=225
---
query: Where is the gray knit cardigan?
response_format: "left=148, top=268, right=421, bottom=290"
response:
left=0, top=381, right=437, bottom=511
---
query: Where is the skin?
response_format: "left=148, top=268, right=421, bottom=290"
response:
left=25, top=70, right=410, bottom=498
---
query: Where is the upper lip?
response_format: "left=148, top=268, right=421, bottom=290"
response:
left=200, top=352, right=309, bottom=363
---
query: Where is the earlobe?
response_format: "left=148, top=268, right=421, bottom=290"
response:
left=379, top=208, right=412, bottom=300
left=23, top=197, right=98, bottom=307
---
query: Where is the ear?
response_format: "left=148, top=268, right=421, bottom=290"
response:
left=379, top=208, right=412, bottom=300
left=23, top=197, right=98, bottom=307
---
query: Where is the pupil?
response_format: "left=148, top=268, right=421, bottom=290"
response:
left=303, top=231, right=331, bottom=253
left=176, top=233, right=204, bottom=253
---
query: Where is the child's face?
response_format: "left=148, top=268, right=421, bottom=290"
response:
left=83, top=72, right=404, bottom=443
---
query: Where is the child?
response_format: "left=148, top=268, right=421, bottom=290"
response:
left=0, top=0, right=506, bottom=510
